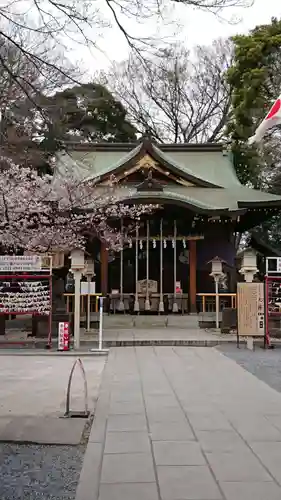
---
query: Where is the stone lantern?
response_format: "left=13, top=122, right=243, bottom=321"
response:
left=239, top=249, right=258, bottom=283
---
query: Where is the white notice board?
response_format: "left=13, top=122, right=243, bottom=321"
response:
left=80, top=282, right=96, bottom=295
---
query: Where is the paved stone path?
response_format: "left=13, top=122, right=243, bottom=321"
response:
left=76, top=347, right=281, bottom=500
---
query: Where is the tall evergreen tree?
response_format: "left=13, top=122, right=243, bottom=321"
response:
left=227, top=18, right=281, bottom=186
left=227, top=18, right=281, bottom=245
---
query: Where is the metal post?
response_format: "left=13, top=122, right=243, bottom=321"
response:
left=99, top=296, right=103, bottom=350
left=73, top=270, right=81, bottom=349
left=86, top=276, right=91, bottom=332
left=145, top=220, right=150, bottom=311
left=172, top=220, right=178, bottom=313
left=159, top=218, right=164, bottom=313
left=90, top=295, right=108, bottom=354
left=134, top=225, right=140, bottom=312
left=215, top=277, right=219, bottom=330
left=64, top=358, right=89, bottom=418
left=119, top=219, right=125, bottom=312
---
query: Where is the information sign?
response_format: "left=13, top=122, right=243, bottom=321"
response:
left=58, top=322, right=70, bottom=351
left=0, top=255, right=42, bottom=272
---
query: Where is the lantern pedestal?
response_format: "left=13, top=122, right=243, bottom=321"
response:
left=70, top=249, right=85, bottom=350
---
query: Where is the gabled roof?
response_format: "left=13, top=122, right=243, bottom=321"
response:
left=56, top=137, right=239, bottom=188
left=91, top=139, right=220, bottom=188
left=54, top=138, right=281, bottom=225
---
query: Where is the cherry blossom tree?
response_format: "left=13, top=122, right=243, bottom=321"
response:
left=0, top=156, right=153, bottom=253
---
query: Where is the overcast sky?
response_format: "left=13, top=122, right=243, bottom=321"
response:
left=72, top=0, right=281, bottom=75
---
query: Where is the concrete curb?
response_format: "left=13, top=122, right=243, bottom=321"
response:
left=0, top=338, right=278, bottom=355
left=0, top=350, right=109, bottom=356
left=75, top=350, right=114, bottom=500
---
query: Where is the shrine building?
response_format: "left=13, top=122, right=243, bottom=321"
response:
left=56, top=137, right=281, bottom=314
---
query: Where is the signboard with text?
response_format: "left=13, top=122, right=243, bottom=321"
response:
left=0, top=255, right=42, bottom=272
left=137, top=279, right=158, bottom=294
left=58, top=322, right=70, bottom=351
left=237, top=283, right=264, bottom=337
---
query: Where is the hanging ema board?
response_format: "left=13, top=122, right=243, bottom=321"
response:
left=237, top=282, right=264, bottom=336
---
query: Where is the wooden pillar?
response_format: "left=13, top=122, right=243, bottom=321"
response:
left=189, top=240, right=197, bottom=313
left=100, top=242, right=108, bottom=296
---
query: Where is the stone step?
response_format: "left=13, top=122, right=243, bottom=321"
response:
left=134, top=316, right=167, bottom=328
left=102, top=314, right=199, bottom=329
left=167, top=315, right=199, bottom=329
left=103, top=316, right=134, bottom=329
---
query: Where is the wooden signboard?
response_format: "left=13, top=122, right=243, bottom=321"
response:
left=137, top=279, right=158, bottom=294
left=237, top=282, right=264, bottom=337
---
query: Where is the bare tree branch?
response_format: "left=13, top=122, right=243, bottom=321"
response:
left=103, top=38, right=233, bottom=143
left=0, top=0, right=252, bottom=97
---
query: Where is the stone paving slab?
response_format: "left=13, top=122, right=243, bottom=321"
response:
left=206, top=450, right=273, bottom=482
left=107, top=414, right=147, bottom=432
left=0, top=416, right=86, bottom=444
left=101, top=452, right=155, bottom=483
left=152, top=440, right=206, bottom=465
left=98, top=483, right=159, bottom=500
left=157, top=465, right=222, bottom=500
left=219, top=482, right=281, bottom=500
left=104, top=431, right=151, bottom=454
left=75, top=347, right=281, bottom=500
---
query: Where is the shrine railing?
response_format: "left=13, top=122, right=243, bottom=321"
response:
left=63, top=292, right=237, bottom=314
left=196, top=293, right=236, bottom=313
left=64, top=293, right=101, bottom=314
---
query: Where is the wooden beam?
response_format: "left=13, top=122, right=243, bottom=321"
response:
left=189, top=240, right=197, bottom=313
left=128, top=235, right=204, bottom=241
left=100, top=242, right=108, bottom=296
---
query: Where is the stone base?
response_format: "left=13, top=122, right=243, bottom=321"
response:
left=0, top=316, right=5, bottom=335
left=31, top=312, right=71, bottom=338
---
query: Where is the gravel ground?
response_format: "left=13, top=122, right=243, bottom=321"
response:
left=218, top=344, right=281, bottom=394
left=0, top=443, right=84, bottom=500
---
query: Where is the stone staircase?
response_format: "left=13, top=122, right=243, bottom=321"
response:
left=102, top=314, right=199, bottom=329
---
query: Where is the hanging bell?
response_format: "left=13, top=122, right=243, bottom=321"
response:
left=153, top=239, right=156, bottom=248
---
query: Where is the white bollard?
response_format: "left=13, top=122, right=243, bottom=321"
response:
left=215, top=278, right=219, bottom=330
left=99, top=296, right=103, bottom=351
left=90, top=296, right=108, bottom=354
left=86, top=276, right=91, bottom=332
left=73, top=270, right=82, bottom=350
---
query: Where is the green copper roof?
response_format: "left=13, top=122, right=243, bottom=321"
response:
left=54, top=140, right=281, bottom=212
left=116, top=185, right=281, bottom=212
left=56, top=141, right=238, bottom=188
left=163, top=150, right=240, bottom=188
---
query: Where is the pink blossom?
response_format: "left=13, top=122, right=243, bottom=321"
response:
left=0, top=156, right=154, bottom=253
